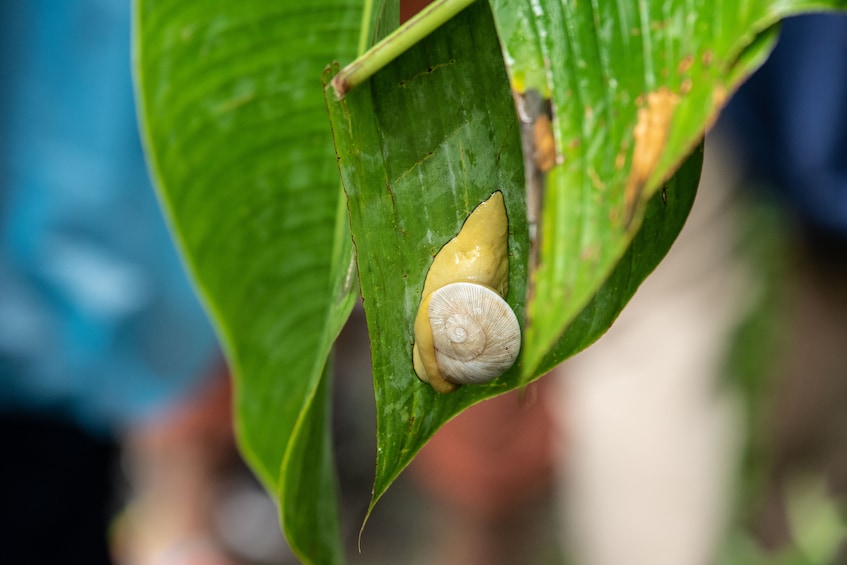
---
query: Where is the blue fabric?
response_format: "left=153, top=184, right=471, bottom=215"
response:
left=724, top=14, right=847, bottom=235
left=0, top=1, right=219, bottom=436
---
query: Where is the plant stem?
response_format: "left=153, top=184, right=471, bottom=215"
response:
left=331, top=0, right=476, bottom=98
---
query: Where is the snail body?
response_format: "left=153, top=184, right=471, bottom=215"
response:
left=412, top=191, right=521, bottom=393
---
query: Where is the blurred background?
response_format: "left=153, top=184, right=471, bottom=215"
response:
left=1, top=0, right=845, bottom=564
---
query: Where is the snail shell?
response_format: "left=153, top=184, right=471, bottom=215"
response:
left=426, top=282, right=521, bottom=385
left=412, top=191, right=521, bottom=393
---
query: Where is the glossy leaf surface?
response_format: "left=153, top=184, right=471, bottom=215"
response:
left=326, top=0, right=846, bottom=528
left=489, top=0, right=847, bottom=376
left=134, top=1, right=362, bottom=562
left=137, top=0, right=847, bottom=562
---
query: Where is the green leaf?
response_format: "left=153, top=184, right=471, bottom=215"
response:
left=327, top=1, right=530, bottom=520
left=536, top=144, right=702, bottom=373
left=488, top=0, right=847, bottom=377
left=326, top=0, right=846, bottom=534
left=133, top=1, right=362, bottom=562
left=136, top=0, right=847, bottom=561
left=324, top=0, right=691, bottom=527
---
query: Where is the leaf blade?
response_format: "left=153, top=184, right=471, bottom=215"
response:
left=134, top=1, right=362, bottom=562
left=326, top=0, right=846, bottom=532
left=327, top=0, right=530, bottom=519
left=489, top=0, right=847, bottom=378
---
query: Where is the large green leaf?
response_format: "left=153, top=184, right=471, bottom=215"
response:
left=133, top=1, right=363, bottom=562
left=489, top=0, right=847, bottom=377
left=325, top=0, right=694, bottom=525
left=326, top=0, right=846, bottom=534
left=327, top=0, right=531, bottom=521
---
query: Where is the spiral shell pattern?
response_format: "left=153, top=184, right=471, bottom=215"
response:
left=427, top=282, right=521, bottom=385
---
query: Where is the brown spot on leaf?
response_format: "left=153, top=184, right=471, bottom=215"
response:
left=512, top=89, right=554, bottom=296
left=333, top=82, right=351, bottom=100
left=609, top=207, right=621, bottom=223
left=533, top=115, right=557, bottom=172
left=678, top=55, right=694, bottom=74
left=581, top=245, right=599, bottom=261
left=702, top=50, right=714, bottom=67
left=713, top=84, right=728, bottom=108
left=624, top=87, right=679, bottom=225
left=588, top=167, right=605, bottom=191
left=680, top=78, right=693, bottom=95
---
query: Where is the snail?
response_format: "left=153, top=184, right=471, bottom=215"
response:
left=412, top=191, right=521, bottom=393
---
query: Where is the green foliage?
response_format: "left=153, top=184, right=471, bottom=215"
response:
left=135, top=0, right=847, bottom=562
left=133, top=2, right=361, bottom=562
left=486, top=0, right=838, bottom=376
left=326, top=0, right=704, bottom=522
